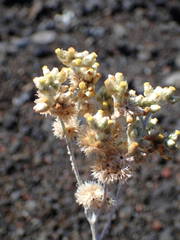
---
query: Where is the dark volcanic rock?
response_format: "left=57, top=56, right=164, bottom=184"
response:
left=3, top=114, right=17, bottom=130
left=170, top=5, right=180, bottom=24
left=34, top=46, right=53, bottom=58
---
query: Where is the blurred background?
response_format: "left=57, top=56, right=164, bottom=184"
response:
left=0, top=0, right=180, bottom=240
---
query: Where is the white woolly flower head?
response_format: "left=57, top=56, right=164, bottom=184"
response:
left=55, top=47, right=98, bottom=69
left=33, top=66, right=68, bottom=91
left=75, top=182, right=105, bottom=209
left=84, top=110, right=114, bottom=130
left=52, top=117, right=78, bottom=139
left=166, top=130, right=180, bottom=148
left=104, top=72, right=128, bottom=97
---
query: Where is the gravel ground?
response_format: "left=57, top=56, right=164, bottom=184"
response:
left=0, top=1, right=180, bottom=240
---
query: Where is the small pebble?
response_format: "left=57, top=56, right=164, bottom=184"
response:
left=34, top=46, right=52, bottom=58
left=113, top=24, right=127, bottom=38
left=11, top=37, right=29, bottom=49
left=161, top=167, right=172, bottom=179
left=31, top=31, right=56, bottom=45
left=151, top=220, right=163, bottom=231
left=25, top=200, right=37, bottom=211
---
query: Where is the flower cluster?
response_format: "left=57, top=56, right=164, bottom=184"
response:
left=129, top=82, right=176, bottom=112
left=33, top=47, right=179, bottom=212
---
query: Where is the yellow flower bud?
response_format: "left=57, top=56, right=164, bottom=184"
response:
left=108, top=120, right=114, bottom=125
left=115, top=72, right=123, bottom=81
left=144, top=82, right=153, bottom=96
left=128, top=142, right=139, bottom=154
left=68, top=47, right=75, bottom=54
left=84, top=113, right=92, bottom=119
left=72, top=58, right=82, bottom=66
left=175, top=130, right=180, bottom=135
left=158, top=133, right=164, bottom=140
left=92, top=62, right=100, bottom=69
left=85, top=90, right=95, bottom=97
left=102, top=101, right=108, bottom=107
left=169, top=86, right=176, bottom=91
left=92, top=52, right=97, bottom=58
left=119, top=81, right=128, bottom=88
left=79, top=81, right=87, bottom=90
left=55, top=48, right=61, bottom=55
left=87, top=116, right=94, bottom=122
left=98, top=110, right=104, bottom=115
left=39, top=77, right=46, bottom=85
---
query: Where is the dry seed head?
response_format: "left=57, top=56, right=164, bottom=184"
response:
left=50, top=98, right=77, bottom=121
left=52, top=118, right=78, bottom=139
left=75, top=182, right=104, bottom=209
left=92, top=158, right=132, bottom=184
left=78, top=127, right=103, bottom=156
left=78, top=99, right=97, bottom=116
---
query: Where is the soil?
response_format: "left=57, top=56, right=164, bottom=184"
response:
left=0, top=1, right=180, bottom=240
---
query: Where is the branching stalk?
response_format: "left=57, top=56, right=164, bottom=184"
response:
left=60, top=118, right=99, bottom=240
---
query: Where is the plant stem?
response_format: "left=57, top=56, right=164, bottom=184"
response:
left=59, top=118, right=82, bottom=185
left=90, top=221, right=98, bottom=240
left=85, top=209, right=99, bottom=240
left=99, top=209, right=115, bottom=240
left=60, top=118, right=99, bottom=240
left=99, top=182, right=122, bottom=240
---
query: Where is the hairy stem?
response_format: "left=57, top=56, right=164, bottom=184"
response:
left=90, top=221, right=98, bottom=240
left=85, top=209, right=99, bottom=240
left=60, top=118, right=82, bottom=185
